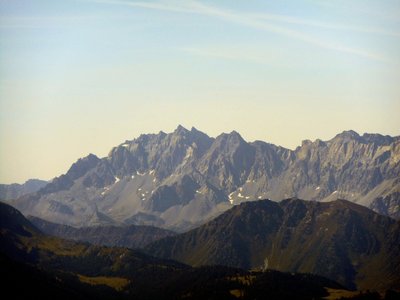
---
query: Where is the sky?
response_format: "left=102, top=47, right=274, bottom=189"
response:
left=0, top=0, right=399, bottom=183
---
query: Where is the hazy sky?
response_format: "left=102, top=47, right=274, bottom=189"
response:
left=1, top=0, right=399, bottom=183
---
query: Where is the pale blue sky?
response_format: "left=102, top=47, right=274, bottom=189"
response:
left=1, top=0, right=399, bottom=183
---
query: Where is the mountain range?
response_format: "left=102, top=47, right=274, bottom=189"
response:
left=9, top=126, right=400, bottom=231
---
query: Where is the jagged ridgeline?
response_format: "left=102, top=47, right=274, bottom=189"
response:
left=10, top=126, right=400, bottom=231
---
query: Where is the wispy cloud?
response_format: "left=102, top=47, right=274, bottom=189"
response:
left=311, top=0, right=400, bottom=23
left=251, top=13, right=400, bottom=38
left=90, top=0, right=390, bottom=62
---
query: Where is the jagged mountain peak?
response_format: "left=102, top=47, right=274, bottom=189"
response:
left=361, top=133, right=395, bottom=145
left=333, top=130, right=360, bottom=141
left=134, top=131, right=167, bottom=144
left=229, top=130, right=245, bottom=140
left=301, top=139, right=313, bottom=146
left=174, top=124, right=190, bottom=135
left=38, top=153, right=102, bottom=194
left=214, top=130, right=247, bottom=146
left=67, top=153, right=100, bottom=178
left=189, top=126, right=211, bottom=139
left=169, top=126, right=214, bottom=151
left=330, top=131, right=398, bottom=146
left=298, top=138, right=327, bottom=148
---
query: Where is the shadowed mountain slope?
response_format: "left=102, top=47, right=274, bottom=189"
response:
left=28, top=215, right=175, bottom=249
left=0, top=201, right=353, bottom=300
left=146, top=198, right=400, bottom=290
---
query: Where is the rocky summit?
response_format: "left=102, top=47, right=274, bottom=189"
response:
left=10, top=126, right=400, bottom=231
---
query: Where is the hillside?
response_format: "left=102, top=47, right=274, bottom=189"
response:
left=28, top=216, right=175, bottom=248
left=146, top=198, right=400, bottom=290
left=0, top=201, right=357, bottom=299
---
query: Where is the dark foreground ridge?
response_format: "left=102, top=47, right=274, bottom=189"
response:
left=2, top=201, right=387, bottom=300
left=146, top=198, right=400, bottom=291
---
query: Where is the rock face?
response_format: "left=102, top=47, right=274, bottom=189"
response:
left=0, top=179, right=47, bottom=200
left=370, top=193, right=400, bottom=219
left=10, top=126, right=400, bottom=231
left=145, top=198, right=400, bottom=291
left=28, top=216, right=175, bottom=249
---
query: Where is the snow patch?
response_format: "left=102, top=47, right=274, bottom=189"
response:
left=239, top=187, right=243, bottom=192
left=153, top=178, right=157, bottom=183
left=258, top=196, right=262, bottom=199
left=238, top=193, right=244, bottom=198
left=228, top=192, right=235, bottom=204
left=131, top=175, right=135, bottom=179
left=245, top=196, right=250, bottom=199
left=138, top=188, right=142, bottom=191
left=183, top=147, right=193, bottom=160
left=141, top=193, right=146, bottom=197
left=114, top=176, right=120, bottom=183
left=149, top=169, right=155, bottom=175
left=121, top=143, right=129, bottom=148
left=196, top=190, right=202, bottom=194
left=101, top=186, right=110, bottom=196
left=136, top=171, right=145, bottom=176
left=316, top=186, right=320, bottom=190
left=332, top=190, right=338, bottom=194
